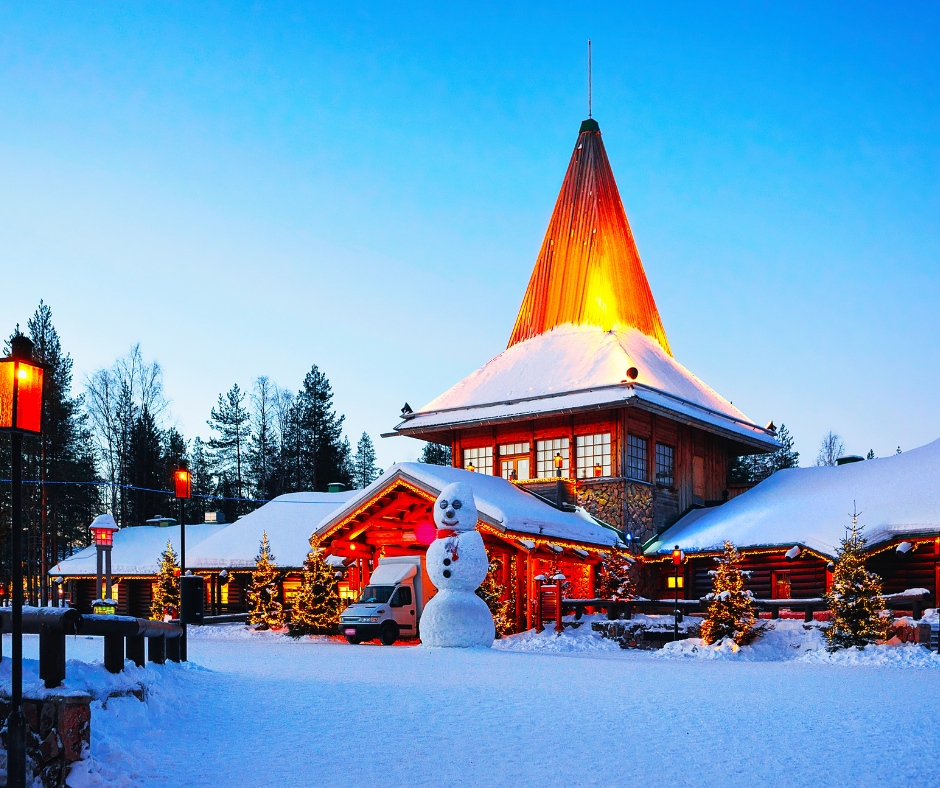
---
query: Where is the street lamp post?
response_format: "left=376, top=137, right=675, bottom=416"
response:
left=90, top=515, right=119, bottom=614
left=672, top=545, right=684, bottom=642
left=175, top=465, right=191, bottom=660
left=1, top=335, right=45, bottom=788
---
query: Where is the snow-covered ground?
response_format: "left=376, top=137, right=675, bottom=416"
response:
left=4, top=620, right=940, bottom=788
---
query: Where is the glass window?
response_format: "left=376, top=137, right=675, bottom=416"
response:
left=536, top=438, right=569, bottom=478
left=666, top=575, right=684, bottom=589
left=627, top=435, right=648, bottom=482
left=576, top=433, right=611, bottom=478
left=463, top=446, right=493, bottom=475
left=358, top=585, right=394, bottom=604
left=394, top=586, right=412, bottom=606
left=499, top=442, right=530, bottom=481
left=655, top=443, right=675, bottom=487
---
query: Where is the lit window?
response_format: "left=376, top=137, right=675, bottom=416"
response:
left=627, top=435, right=648, bottom=482
left=655, top=443, right=675, bottom=487
left=499, top=442, right=530, bottom=481
left=576, top=433, right=611, bottom=478
left=536, top=438, right=569, bottom=478
left=666, top=576, right=684, bottom=589
left=463, top=446, right=494, bottom=475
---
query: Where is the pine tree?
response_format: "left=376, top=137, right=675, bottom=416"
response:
left=825, top=508, right=892, bottom=651
left=476, top=558, right=514, bottom=637
left=248, top=532, right=284, bottom=630
left=208, top=384, right=251, bottom=512
left=287, top=536, right=342, bottom=636
left=419, top=442, right=452, bottom=466
left=293, top=365, right=349, bottom=491
left=729, top=423, right=799, bottom=483
left=598, top=548, right=636, bottom=599
left=701, top=542, right=758, bottom=646
left=866, top=449, right=875, bottom=460
left=353, top=432, right=379, bottom=488
left=150, top=541, right=180, bottom=620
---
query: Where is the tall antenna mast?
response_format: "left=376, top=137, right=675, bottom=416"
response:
left=588, top=39, right=592, bottom=118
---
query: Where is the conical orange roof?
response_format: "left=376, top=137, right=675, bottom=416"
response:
left=508, top=119, right=671, bottom=355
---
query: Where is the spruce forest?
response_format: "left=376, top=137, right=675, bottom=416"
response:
left=1, top=301, right=384, bottom=605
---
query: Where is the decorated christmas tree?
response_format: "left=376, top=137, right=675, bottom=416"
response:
left=248, top=532, right=285, bottom=630
left=150, top=541, right=180, bottom=621
left=701, top=541, right=758, bottom=645
left=825, top=508, right=892, bottom=651
left=598, top=547, right=636, bottom=600
left=476, top=557, right=515, bottom=637
left=288, top=535, right=343, bottom=636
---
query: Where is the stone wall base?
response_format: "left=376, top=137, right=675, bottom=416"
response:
left=0, top=694, right=91, bottom=788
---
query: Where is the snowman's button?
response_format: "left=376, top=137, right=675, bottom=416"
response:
left=443, top=558, right=451, bottom=566
left=443, top=570, right=451, bottom=578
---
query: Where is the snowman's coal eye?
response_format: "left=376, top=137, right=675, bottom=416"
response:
left=439, top=500, right=448, bottom=509
left=452, top=500, right=462, bottom=510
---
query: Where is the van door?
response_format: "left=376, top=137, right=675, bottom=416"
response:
left=390, top=585, right=416, bottom=637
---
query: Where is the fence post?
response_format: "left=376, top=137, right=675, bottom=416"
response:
left=39, top=625, right=66, bottom=689
left=148, top=635, right=166, bottom=665
left=126, top=634, right=146, bottom=668
left=912, top=600, right=922, bottom=621
left=166, top=635, right=181, bottom=663
left=555, top=579, right=564, bottom=634
left=804, top=605, right=813, bottom=623
left=103, top=633, right=124, bottom=674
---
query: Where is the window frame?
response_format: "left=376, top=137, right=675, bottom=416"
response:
left=626, top=435, right=648, bottom=483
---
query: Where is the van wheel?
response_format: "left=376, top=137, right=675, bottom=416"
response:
left=345, top=635, right=361, bottom=645
left=379, top=622, right=398, bottom=646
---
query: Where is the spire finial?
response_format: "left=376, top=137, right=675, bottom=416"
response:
left=588, top=39, right=592, bottom=118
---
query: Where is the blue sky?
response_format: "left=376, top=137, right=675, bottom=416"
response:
left=2, top=2, right=938, bottom=469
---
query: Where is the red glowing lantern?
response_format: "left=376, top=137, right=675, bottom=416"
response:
left=467, top=462, right=475, bottom=473
left=89, top=514, right=119, bottom=547
left=0, top=336, right=44, bottom=434
left=594, top=463, right=602, bottom=478
left=175, top=467, right=192, bottom=499
left=554, top=452, right=563, bottom=477
left=672, top=545, right=684, bottom=565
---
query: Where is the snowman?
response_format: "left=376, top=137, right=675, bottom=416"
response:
left=420, top=482, right=495, bottom=648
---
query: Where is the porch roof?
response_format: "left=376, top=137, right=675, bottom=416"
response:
left=316, top=462, right=622, bottom=549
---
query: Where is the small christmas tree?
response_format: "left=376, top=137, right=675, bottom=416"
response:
left=598, top=547, right=636, bottom=600
left=288, top=536, right=343, bottom=636
left=476, top=557, right=515, bottom=637
left=150, top=541, right=180, bottom=620
left=701, top=541, right=758, bottom=645
left=248, top=532, right=285, bottom=630
left=825, top=507, right=892, bottom=651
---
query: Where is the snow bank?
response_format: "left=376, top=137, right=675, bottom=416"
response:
left=494, top=615, right=621, bottom=654
left=654, top=620, right=940, bottom=668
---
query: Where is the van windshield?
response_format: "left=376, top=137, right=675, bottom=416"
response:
left=358, top=585, right=394, bottom=604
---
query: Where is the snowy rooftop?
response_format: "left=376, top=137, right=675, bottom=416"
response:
left=188, top=491, right=357, bottom=568
left=396, top=325, right=777, bottom=450
left=646, top=438, right=940, bottom=558
left=317, top=462, right=621, bottom=549
left=51, top=524, right=226, bottom=577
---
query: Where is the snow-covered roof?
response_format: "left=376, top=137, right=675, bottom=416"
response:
left=396, top=324, right=777, bottom=450
left=188, top=491, right=357, bottom=568
left=646, top=438, right=940, bottom=558
left=51, top=524, right=226, bottom=577
left=317, top=462, right=621, bottom=549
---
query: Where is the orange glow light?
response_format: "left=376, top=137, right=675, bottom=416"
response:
left=0, top=360, right=44, bottom=433
left=175, top=468, right=192, bottom=499
left=507, top=118, right=671, bottom=355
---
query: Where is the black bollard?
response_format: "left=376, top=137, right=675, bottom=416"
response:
left=126, top=634, right=146, bottom=668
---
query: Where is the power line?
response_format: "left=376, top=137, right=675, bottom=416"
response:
left=0, top=478, right=321, bottom=505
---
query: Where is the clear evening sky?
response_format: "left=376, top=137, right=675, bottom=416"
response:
left=2, top=3, right=938, bottom=471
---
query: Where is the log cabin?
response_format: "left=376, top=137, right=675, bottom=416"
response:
left=645, top=439, right=940, bottom=610
left=393, top=117, right=780, bottom=547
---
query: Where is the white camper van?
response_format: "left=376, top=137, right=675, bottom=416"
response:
left=339, top=556, right=425, bottom=645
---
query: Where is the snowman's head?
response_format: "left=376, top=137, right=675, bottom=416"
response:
left=433, top=482, right=478, bottom=532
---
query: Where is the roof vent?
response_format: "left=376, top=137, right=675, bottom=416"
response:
left=836, top=455, right=864, bottom=466
left=896, top=541, right=913, bottom=554
left=785, top=546, right=801, bottom=561
left=145, top=515, right=177, bottom=527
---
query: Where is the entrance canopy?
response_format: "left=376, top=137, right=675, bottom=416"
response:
left=316, top=463, right=622, bottom=552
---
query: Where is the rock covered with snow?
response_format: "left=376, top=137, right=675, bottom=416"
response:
left=420, top=483, right=495, bottom=648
